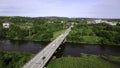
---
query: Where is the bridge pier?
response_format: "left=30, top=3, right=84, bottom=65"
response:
left=52, top=39, right=66, bottom=58
left=62, top=39, right=66, bottom=44
left=44, top=43, right=66, bottom=68
left=53, top=43, right=65, bottom=58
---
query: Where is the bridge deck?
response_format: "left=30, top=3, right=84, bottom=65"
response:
left=22, top=26, right=71, bottom=68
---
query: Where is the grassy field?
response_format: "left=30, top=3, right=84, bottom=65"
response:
left=47, top=54, right=119, bottom=68
left=51, top=29, right=66, bottom=40
left=67, top=35, right=101, bottom=44
left=108, top=56, right=120, bottom=62
left=80, top=36, right=101, bottom=44
left=101, top=56, right=120, bottom=62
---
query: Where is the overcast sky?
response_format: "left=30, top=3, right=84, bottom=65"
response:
left=0, top=0, right=120, bottom=18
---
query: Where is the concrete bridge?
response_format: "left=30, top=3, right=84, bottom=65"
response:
left=22, top=26, right=72, bottom=68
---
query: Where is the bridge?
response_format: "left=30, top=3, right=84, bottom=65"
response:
left=22, top=26, right=72, bottom=68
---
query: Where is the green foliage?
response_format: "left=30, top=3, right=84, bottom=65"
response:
left=0, top=16, right=120, bottom=45
left=47, top=54, right=119, bottom=68
left=51, top=29, right=66, bottom=40
left=108, top=56, right=120, bottom=62
left=0, top=16, right=67, bottom=41
left=0, top=51, right=33, bottom=68
left=102, top=55, right=120, bottom=62
left=67, top=21, right=120, bottom=45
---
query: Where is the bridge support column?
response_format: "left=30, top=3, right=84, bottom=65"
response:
left=62, top=38, right=66, bottom=44
left=43, top=43, right=65, bottom=67
left=53, top=43, right=65, bottom=58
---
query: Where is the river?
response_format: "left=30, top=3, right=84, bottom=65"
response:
left=0, top=39, right=120, bottom=56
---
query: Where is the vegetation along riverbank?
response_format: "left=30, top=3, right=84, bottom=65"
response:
left=0, top=16, right=120, bottom=46
left=47, top=53, right=120, bottom=68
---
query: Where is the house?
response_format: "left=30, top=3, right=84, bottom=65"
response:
left=3, top=22, right=10, bottom=28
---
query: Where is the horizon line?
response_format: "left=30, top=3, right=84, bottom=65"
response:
left=0, top=15, right=120, bottom=19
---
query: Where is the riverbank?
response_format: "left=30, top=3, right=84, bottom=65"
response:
left=65, top=41, right=120, bottom=46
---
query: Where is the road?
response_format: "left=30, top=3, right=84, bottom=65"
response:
left=22, top=26, right=72, bottom=68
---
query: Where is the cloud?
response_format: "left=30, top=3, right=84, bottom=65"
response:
left=90, top=0, right=120, bottom=18
left=0, top=0, right=120, bottom=18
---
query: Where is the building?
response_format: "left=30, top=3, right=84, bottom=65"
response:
left=88, top=19, right=117, bottom=25
left=3, top=22, right=10, bottom=28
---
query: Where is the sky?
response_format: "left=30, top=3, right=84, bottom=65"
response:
left=0, top=0, right=120, bottom=18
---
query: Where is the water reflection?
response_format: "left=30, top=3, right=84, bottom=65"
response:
left=0, top=40, right=47, bottom=53
left=63, top=43, right=120, bottom=56
left=0, top=40, right=120, bottom=56
left=54, top=43, right=66, bottom=58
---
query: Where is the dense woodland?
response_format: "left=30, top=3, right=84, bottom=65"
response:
left=0, top=16, right=69, bottom=41
left=0, top=51, right=33, bottom=68
left=0, top=16, right=120, bottom=45
left=67, top=20, right=120, bottom=45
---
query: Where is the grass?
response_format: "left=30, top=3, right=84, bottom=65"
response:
left=79, top=36, right=101, bottom=44
left=51, top=29, right=66, bottom=40
left=101, top=55, right=120, bottom=62
left=67, top=36, right=101, bottom=44
left=47, top=54, right=119, bottom=68
left=108, top=56, right=120, bottom=62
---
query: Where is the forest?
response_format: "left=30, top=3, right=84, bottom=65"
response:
left=67, top=20, right=120, bottom=45
left=0, top=16, right=69, bottom=41
left=0, top=16, right=120, bottom=45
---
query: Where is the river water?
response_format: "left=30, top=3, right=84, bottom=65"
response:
left=63, top=43, right=120, bottom=56
left=0, top=40, right=120, bottom=56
